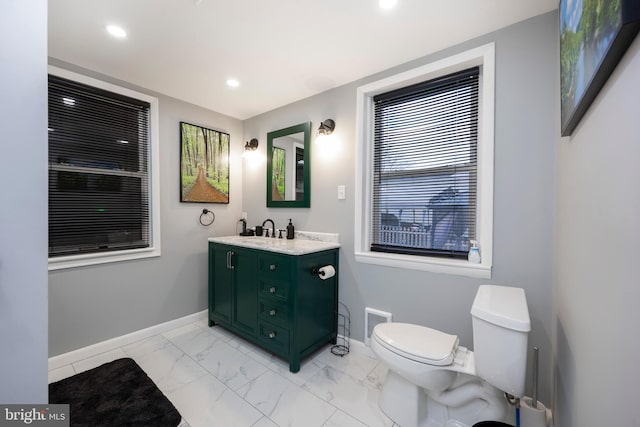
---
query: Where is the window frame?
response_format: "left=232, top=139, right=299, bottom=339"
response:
left=355, top=43, right=494, bottom=278
left=47, top=65, right=161, bottom=271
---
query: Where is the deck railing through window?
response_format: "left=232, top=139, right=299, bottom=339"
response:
left=379, top=225, right=431, bottom=249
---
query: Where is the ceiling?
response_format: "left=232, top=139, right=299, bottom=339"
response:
left=49, top=0, right=558, bottom=120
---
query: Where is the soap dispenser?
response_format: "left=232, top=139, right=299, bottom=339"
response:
left=468, top=240, right=480, bottom=264
left=286, top=219, right=295, bottom=240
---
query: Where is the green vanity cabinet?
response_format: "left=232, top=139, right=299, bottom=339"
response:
left=208, top=244, right=259, bottom=335
left=208, top=240, right=339, bottom=372
left=209, top=243, right=233, bottom=323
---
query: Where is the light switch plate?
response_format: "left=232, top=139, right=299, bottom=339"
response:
left=337, top=185, right=346, bottom=200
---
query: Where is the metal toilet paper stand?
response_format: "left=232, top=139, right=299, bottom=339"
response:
left=331, top=302, right=350, bottom=357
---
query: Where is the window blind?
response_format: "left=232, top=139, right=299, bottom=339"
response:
left=48, top=75, right=151, bottom=257
left=371, top=67, right=479, bottom=259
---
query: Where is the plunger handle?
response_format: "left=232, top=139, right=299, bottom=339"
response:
left=532, top=346, right=539, bottom=408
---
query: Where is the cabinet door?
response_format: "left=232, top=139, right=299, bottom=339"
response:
left=231, top=249, right=259, bottom=335
left=209, top=244, right=232, bottom=324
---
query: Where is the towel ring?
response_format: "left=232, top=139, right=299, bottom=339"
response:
left=199, top=209, right=215, bottom=227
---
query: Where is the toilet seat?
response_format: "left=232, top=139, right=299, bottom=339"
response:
left=373, top=323, right=459, bottom=366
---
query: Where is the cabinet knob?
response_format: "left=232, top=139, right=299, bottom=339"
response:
left=269, top=309, right=276, bottom=316
left=269, top=287, right=276, bottom=294
left=268, top=331, right=276, bottom=339
left=270, top=264, right=276, bottom=271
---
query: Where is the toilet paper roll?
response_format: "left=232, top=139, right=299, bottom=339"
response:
left=520, top=396, right=548, bottom=427
left=317, top=265, right=335, bottom=280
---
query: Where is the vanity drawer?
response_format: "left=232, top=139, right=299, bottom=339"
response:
left=258, top=321, right=289, bottom=354
left=259, top=279, right=289, bottom=302
left=259, top=254, right=290, bottom=281
left=259, top=299, right=289, bottom=326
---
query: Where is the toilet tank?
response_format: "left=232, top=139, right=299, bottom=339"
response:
left=470, top=285, right=530, bottom=397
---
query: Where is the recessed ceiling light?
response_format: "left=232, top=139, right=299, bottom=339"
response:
left=117, top=139, right=129, bottom=144
left=106, top=24, right=127, bottom=39
left=379, top=0, right=397, bottom=9
left=62, top=97, right=75, bottom=106
left=226, top=79, right=240, bottom=88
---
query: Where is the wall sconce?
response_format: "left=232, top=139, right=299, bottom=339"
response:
left=242, top=138, right=262, bottom=169
left=317, top=119, right=335, bottom=136
left=244, top=138, right=259, bottom=151
left=243, top=138, right=261, bottom=164
left=315, top=119, right=340, bottom=158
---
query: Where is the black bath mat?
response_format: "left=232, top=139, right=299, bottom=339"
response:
left=49, top=357, right=181, bottom=427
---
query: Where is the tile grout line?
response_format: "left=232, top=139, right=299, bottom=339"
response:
left=50, top=320, right=380, bottom=427
left=199, top=324, right=363, bottom=427
left=164, top=323, right=281, bottom=427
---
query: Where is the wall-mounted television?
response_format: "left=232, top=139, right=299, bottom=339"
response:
left=560, top=0, right=640, bottom=136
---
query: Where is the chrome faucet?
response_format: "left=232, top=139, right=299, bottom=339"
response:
left=262, top=219, right=275, bottom=238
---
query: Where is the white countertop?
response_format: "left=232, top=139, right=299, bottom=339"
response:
left=208, top=235, right=340, bottom=255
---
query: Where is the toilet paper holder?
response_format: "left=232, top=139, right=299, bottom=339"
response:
left=311, top=266, right=325, bottom=276
left=311, top=265, right=334, bottom=277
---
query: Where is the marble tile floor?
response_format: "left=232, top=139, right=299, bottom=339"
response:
left=48, top=319, right=399, bottom=427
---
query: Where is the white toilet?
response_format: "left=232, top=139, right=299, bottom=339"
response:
left=371, top=285, right=530, bottom=427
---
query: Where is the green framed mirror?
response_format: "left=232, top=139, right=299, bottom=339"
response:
left=267, top=122, right=311, bottom=208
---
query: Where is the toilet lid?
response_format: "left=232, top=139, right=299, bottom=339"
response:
left=373, top=323, right=459, bottom=366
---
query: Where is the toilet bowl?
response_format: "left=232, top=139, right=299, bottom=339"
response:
left=371, top=285, right=530, bottom=427
left=372, top=323, right=467, bottom=392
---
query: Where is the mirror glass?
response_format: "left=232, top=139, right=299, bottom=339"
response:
left=267, top=122, right=310, bottom=207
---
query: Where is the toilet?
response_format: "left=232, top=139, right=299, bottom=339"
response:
left=371, top=285, right=530, bottom=427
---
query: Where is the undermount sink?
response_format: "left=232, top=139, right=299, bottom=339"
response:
left=230, top=235, right=279, bottom=244
left=208, top=233, right=340, bottom=255
left=241, top=236, right=280, bottom=245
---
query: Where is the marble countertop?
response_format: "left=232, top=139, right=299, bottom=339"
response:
left=208, top=234, right=340, bottom=255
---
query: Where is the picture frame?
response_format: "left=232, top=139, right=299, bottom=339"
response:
left=560, top=0, right=640, bottom=136
left=180, top=121, right=230, bottom=203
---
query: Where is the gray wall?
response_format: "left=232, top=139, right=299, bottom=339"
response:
left=47, top=61, right=244, bottom=356
left=0, top=0, right=49, bottom=402
left=36, top=9, right=640, bottom=422
left=243, top=12, right=558, bottom=404
left=554, top=36, right=640, bottom=426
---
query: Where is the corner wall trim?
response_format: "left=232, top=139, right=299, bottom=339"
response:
left=48, top=310, right=207, bottom=371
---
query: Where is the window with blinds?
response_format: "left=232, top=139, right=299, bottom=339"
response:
left=371, top=67, right=479, bottom=259
left=48, top=74, right=151, bottom=258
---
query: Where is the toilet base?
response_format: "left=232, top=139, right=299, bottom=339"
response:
left=379, top=370, right=428, bottom=427
left=379, top=370, right=514, bottom=427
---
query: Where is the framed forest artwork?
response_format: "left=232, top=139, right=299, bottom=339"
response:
left=180, top=122, right=230, bottom=203
left=560, top=0, right=640, bottom=136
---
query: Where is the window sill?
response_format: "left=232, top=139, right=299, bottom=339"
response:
left=355, top=250, right=491, bottom=279
left=48, top=247, right=161, bottom=271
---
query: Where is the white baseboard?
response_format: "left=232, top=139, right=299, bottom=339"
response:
left=48, top=310, right=208, bottom=371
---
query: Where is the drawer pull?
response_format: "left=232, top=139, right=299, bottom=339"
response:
left=269, top=309, right=276, bottom=316
left=268, top=331, right=276, bottom=339
left=226, top=251, right=235, bottom=269
left=270, top=264, right=277, bottom=271
left=269, top=287, right=276, bottom=294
